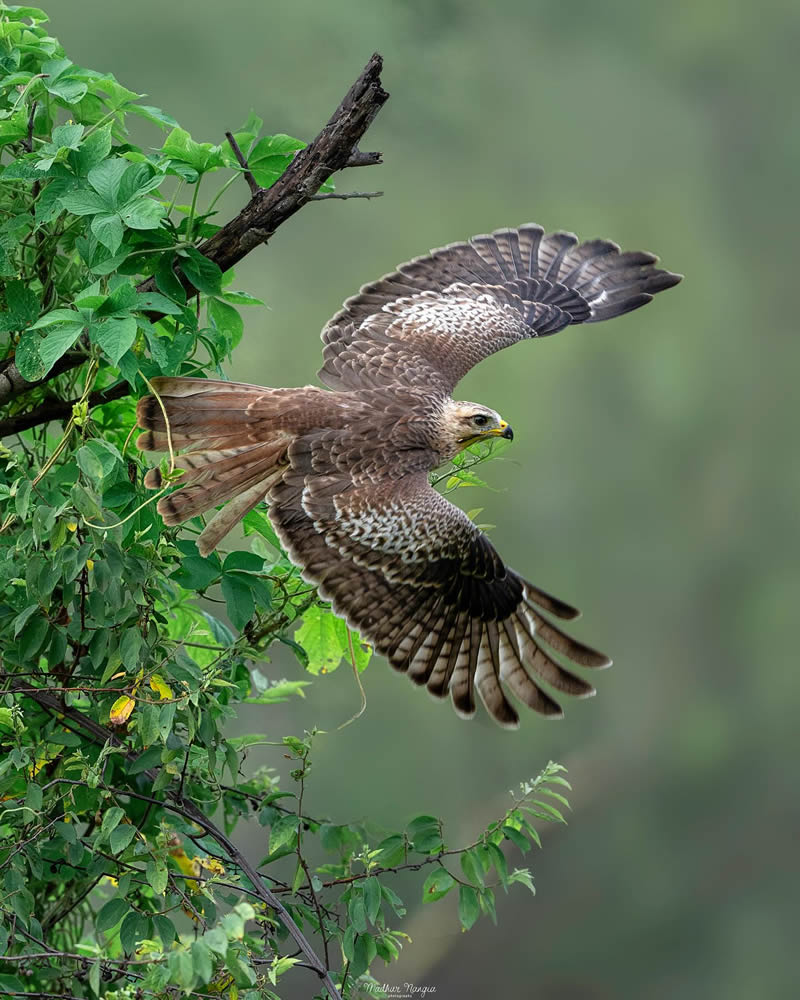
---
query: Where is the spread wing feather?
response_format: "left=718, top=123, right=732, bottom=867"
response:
left=319, top=224, right=681, bottom=391
left=268, top=439, right=610, bottom=727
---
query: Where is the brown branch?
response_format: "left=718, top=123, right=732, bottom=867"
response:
left=8, top=681, right=343, bottom=1000
left=0, top=52, right=387, bottom=432
left=0, top=380, right=129, bottom=436
left=225, top=130, right=260, bottom=196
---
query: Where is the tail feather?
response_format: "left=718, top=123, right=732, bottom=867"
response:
left=136, top=376, right=295, bottom=551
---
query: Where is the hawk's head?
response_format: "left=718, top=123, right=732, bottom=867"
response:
left=437, top=400, right=513, bottom=458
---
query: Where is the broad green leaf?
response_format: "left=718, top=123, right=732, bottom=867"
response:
left=502, top=824, right=530, bottom=854
left=59, top=188, right=109, bottom=216
left=101, top=806, right=125, bottom=837
left=364, top=876, right=382, bottom=924
left=208, top=296, right=243, bottom=346
left=88, top=157, right=128, bottom=206
left=268, top=814, right=298, bottom=855
left=110, top=823, right=136, bottom=854
left=17, top=320, right=85, bottom=379
left=295, top=604, right=348, bottom=675
left=119, top=197, right=165, bottom=230
left=72, top=124, right=112, bottom=174
left=161, top=127, right=222, bottom=172
left=93, top=314, right=137, bottom=362
left=180, top=248, right=222, bottom=295
left=91, top=212, right=124, bottom=253
left=458, top=885, right=480, bottom=930
left=422, top=868, right=456, bottom=902
left=221, top=572, right=254, bottom=630
left=96, top=896, right=129, bottom=933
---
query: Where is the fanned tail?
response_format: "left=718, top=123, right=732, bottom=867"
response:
left=136, top=377, right=292, bottom=555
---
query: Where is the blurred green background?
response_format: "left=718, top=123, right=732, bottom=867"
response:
left=44, top=1, right=797, bottom=996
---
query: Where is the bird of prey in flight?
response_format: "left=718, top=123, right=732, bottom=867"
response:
left=137, top=224, right=681, bottom=727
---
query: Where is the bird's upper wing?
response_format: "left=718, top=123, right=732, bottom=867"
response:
left=269, top=437, right=610, bottom=727
left=318, top=224, right=681, bottom=393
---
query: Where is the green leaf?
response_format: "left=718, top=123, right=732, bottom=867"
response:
left=422, top=868, right=456, bottom=903
left=0, top=280, right=39, bottom=331
left=18, top=320, right=85, bottom=379
left=96, top=896, right=129, bottom=933
left=460, top=850, right=484, bottom=887
left=119, top=910, right=146, bottom=954
left=13, top=331, right=46, bottom=381
left=172, top=554, right=221, bottom=590
left=502, top=824, right=530, bottom=854
left=161, top=127, right=223, bottom=172
left=155, top=254, right=187, bottom=303
left=93, top=314, right=137, bottom=362
left=363, top=876, right=381, bottom=924
left=110, top=823, right=136, bottom=854
left=208, top=297, right=243, bottom=347
left=59, top=187, right=109, bottom=216
left=72, top=124, right=113, bottom=174
left=244, top=678, right=310, bottom=704
left=191, top=939, right=214, bottom=985
left=294, top=604, right=348, bottom=675
left=119, top=628, right=144, bottom=670
left=180, top=248, right=222, bottom=295
left=203, top=926, right=228, bottom=956
left=242, top=508, right=281, bottom=549
left=223, top=289, right=264, bottom=306
left=88, top=157, right=128, bottom=207
left=136, top=291, right=183, bottom=315
left=221, top=572, right=254, bottom=631
left=129, top=745, right=163, bottom=775
left=222, top=551, right=264, bottom=573
left=348, top=892, right=368, bottom=934
left=154, top=914, right=177, bottom=949
left=89, top=959, right=100, bottom=996
left=120, top=197, right=165, bottom=230
left=268, top=814, right=298, bottom=855
left=458, top=885, right=480, bottom=930
left=91, top=211, right=124, bottom=253
left=101, top=806, right=125, bottom=837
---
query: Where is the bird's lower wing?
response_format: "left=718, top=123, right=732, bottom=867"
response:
left=269, top=442, right=610, bottom=727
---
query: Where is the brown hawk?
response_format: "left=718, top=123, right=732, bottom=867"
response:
left=137, top=224, right=681, bottom=727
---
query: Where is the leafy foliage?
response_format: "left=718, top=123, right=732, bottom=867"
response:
left=0, top=6, right=572, bottom=998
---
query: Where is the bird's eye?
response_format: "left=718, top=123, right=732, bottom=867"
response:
left=472, top=414, right=489, bottom=427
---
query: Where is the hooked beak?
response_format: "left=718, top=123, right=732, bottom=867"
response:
left=497, top=420, right=514, bottom=441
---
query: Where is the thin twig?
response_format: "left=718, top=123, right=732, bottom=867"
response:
left=225, top=130, right=260, bottom=196
left=310, top=190, right=383, bottom=201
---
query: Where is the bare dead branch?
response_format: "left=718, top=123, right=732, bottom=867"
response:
left=0, top=52, right=387, bottom=432
left=310, top=190, right=383, bottom=201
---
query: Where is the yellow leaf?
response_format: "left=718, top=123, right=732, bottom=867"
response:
left=149, top=673, right=172, bottom=700
left=199, top=857, right=225, bottom=876
left=67, top=522, right=77, bottom=532
left=86, top=558, right=95, bottom=571
left=109, top=695, right=135, bottom=725
left=169, top=845, right=201, bottom=891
